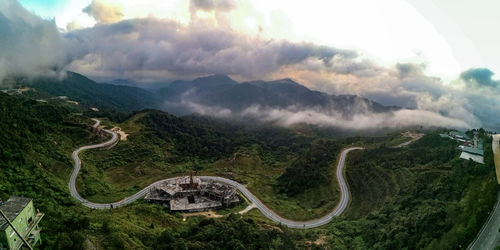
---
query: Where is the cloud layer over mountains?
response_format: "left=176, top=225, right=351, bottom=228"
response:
left=0, top=0, right=67, bottom=80
left=1, top=0, right=499, bottom=129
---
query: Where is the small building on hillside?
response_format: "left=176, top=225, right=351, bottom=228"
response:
left=458, top=131, right=484, bottom=164
left=145, top=176, right=239, bottom=212
left=459, top=150, right=484, bottom=164
left=0, top=197, right=44, bottom=250
left=442, top=130, right=485, bottom=164
left=449, top=131, right=471, bottom=142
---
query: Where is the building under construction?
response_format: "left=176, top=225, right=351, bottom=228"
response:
left=0, top=197, right=44, bottom=250
left=145, top=175, right=239, bottom=212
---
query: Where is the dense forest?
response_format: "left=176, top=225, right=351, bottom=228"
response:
left=330, top=133, right=498, bottom=249
left=0, top=92, right=498, bottom=249
left=277, top=140, right=341, bottom=196
left=0, top=93, right=295, bottom=249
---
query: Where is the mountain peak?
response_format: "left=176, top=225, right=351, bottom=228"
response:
left=194, top=74, right=236, bottom=85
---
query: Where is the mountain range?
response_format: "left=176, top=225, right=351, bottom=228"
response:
left=11, top=72, right=398, bottom=121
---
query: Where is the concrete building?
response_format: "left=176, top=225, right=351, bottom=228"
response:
left=449, top=131, right=471, bottom=141
left=145, top=176, right=239, bottom=212
left=442, top=130, right=485, bottom=164
left=460, top=151, right=484, bottom=164
left=0, top=197, right=44, bottom=250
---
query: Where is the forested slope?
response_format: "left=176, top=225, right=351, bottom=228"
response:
left=1, top=91, right=498, bottom=249
left=0, top=93, right=296, bottom=249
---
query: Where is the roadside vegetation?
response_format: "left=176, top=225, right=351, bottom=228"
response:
left=1, top=92, right=498, bottom=249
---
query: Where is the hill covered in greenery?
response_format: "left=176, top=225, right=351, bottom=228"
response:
left=1, top=91, right=498, bottom=249
left=0, top=93, right=297, bottom=249
left=3, top=72, right=160, bottom=113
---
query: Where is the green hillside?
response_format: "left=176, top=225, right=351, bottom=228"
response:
left=1, top=92, right=498, bottom=249
left=3, top=72, right=160, bottom=113
left=0, top=93, right=295, bottom=249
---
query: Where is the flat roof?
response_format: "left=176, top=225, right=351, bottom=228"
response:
left=440, top=133, right=453, bottom=139
left=460, top=152, right=484, bottom=164
left=450, top=131, right=471, bottom=140
left=0, top=196, right=32, bottom=230
left=170, top=196, right=222, bottom=211
left=462, top=146, right=484, bottom=156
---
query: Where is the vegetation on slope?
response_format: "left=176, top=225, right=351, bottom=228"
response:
left=2, top=90, right=498, bottom=249
left=0, top=93, right=295, bottom=249
left=276, top=140, right=341, bottom=196
left=79, top=110, right=346, bottom=220
left=5, top=72, right=160, bottom=113
left=0, top=92, right=101, bottom=249
left=324, top=132, right=499, bottom=249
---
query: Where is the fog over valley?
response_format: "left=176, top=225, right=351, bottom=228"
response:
left=1, top=0, right=499, bottom=130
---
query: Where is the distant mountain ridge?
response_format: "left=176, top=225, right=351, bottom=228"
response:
left=6, top=72, right=399, bottom=120
left=156, top=74, right=399, bottom=117
left=13, top=72, right=160, bottom=112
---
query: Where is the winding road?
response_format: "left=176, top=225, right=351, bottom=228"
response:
left=69, top=119, right=363, bottom=228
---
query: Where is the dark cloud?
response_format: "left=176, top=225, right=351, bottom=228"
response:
left=1, top=0, right=499, bottom=129
left=66, top=18, right=357, bottom=80
left=460, top=68, right=499, bottom=87
left=190, top=0, right=236, bottom=12
left=396, top=63, right=426, bottom=79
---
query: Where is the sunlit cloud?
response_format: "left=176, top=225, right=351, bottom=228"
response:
left=4, top=0, right=500, bottom=129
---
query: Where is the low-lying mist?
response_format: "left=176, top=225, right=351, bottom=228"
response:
left=167, top=100, right=471, bottom=131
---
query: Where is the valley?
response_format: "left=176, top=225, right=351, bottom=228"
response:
left=0, top=84, right=498, bottom=249
left=70, top=119, right=363, bottom=227
left=2, top=1, right=500, bottom=248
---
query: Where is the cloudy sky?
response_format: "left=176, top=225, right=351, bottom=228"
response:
left=3, top=0, right=500, bottom=129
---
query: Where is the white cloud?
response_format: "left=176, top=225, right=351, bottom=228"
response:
left=83, top=0, right=123, bottom=24
left=0, top=0, right=67, bottom=80
left=3, top=0, right=500, bottom=130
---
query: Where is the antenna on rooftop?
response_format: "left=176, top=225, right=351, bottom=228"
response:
left=473, top=131, right=479, bottom=148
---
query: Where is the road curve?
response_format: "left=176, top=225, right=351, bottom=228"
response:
left=69, top=119, right=363, bottom=228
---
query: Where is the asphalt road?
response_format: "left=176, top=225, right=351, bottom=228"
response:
left=468, top=192, right=500, bottom=250
left=69, top=119, right=363, bottom=228
left=468, top=134, right=500, bottom=250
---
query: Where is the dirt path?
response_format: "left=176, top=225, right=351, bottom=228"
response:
left=112, top=127, right=128, bottom=141
left=394, top=131, right=424, bottom=148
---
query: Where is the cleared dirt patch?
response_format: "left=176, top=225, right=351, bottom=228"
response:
left=394, top=131, right=424, bottom=148
left=182, top=211, right=222, bottom=219
left=112, top=127, right=129, bottom=141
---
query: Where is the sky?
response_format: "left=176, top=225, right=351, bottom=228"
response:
left=16, top=0, right=500, bottom=79
left=3, top=0, right=500, bottom=129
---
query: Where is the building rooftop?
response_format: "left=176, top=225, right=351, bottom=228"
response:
left=170, top=196, right=222, bottom=211
left=145, top=176, right=239, bottom=212
left=449, top=131, right=471, bottom=140
left=460, top=152, right=484, bottom=164
left=440, top=133, right=453, bottom=139
left=0, top=196, right=32, bottom=230
left=462, top=146, right=484, bottom=156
